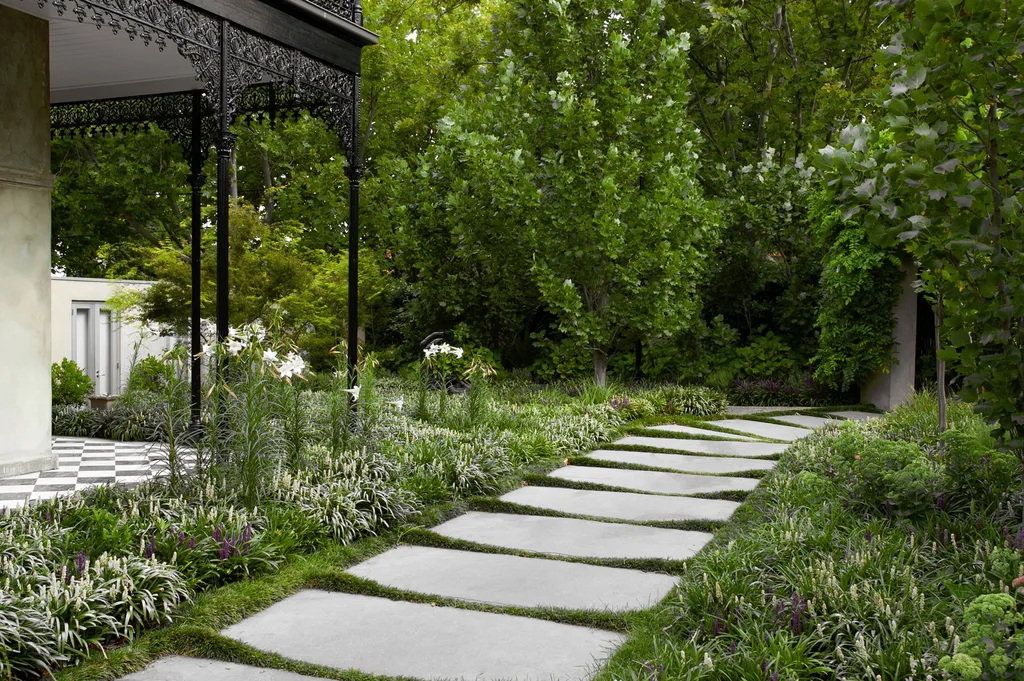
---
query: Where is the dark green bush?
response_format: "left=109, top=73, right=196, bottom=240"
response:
left=126, top=356, right=174, bottom=393
left=833, top=425, right=942, bottom=518
left=940, top=429, right=1019, bottom=511
left=52, top=404, right=96, bottom=437
left=52, top=358, right=94, bottom=405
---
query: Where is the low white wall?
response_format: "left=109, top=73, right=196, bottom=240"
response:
left=50, top=277, right=177, bottom=394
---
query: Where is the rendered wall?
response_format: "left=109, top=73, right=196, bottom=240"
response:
left=0, top=6, right=54, bottom=476
left=862, top=263, right=918, bottom=411
left=50, top=277, right=177, bottom=394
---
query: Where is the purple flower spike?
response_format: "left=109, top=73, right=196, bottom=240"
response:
left=75, top=550, right=87, bottom=575
left=219, top=539, right=231, bottom=560
left=242, top=522, right=253, bottom=544
left=769, top=673, right=780, bottom=681
left=865, top=529, right=873, bottom=543
left=144, top=535, right=156, bottom=559
left=213, top=525, right=222, bottom=542
left=188, top=535, right=196, bottom=550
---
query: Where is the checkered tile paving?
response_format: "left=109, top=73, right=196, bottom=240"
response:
left=0, top=438, right=173, bottom=509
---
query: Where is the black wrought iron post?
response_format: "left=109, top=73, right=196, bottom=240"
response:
left=215, top=19, right=235, bottom=344
left=346, top=0, right=364, bottom=387
left=189, top=89, right=206, bottom=422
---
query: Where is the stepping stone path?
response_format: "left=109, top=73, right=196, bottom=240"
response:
left=708, top=418, right=813, bottom=442
left=123, top=408, right=879, bottom=681
left=644, top=423, right=757, bottom=441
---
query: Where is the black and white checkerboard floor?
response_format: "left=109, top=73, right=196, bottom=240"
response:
left=0, top=438, right=171, bottom=509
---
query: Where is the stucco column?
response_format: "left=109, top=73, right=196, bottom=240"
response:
left=0, top=6, right=55, bottom=476
left=861, top=262, right=918, bottom=411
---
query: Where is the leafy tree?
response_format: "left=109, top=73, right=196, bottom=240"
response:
left=821, top=0, right=1024, bottom=449
left=396, top=0, right=719, bottom=385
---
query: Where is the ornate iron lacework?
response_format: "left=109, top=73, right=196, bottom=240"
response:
left=50, top=91, right=217, bottom=155
left=304, top=0, right=357, bottom=22
left=27, top=0, right=358, bottom=156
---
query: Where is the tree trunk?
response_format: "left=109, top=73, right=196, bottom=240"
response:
left=593, top=349, right=608, bottom=388
left=756, top=6, right=783, bottom=152
left=634, top=340, right=643, bottom=379
left=936, top=292, right=947, bottom=436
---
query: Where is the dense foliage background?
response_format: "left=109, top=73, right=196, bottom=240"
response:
left=51, top=0, right=1024, bottom=428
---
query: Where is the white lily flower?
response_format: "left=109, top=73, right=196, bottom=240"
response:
left=202, top=343, right=216, bottom=358
left=452, top=347, right=464, bottom=358
left=226, top=338, right=246, bottom=356
left=389, top=398, right=404, bottom=410
left=342, top=385, right=361, bottom=401
left=228, top=326, right=240, bottom=338
left=262, top=349, right=279, bottom=364
left=277, top=352, right=306, bottom=379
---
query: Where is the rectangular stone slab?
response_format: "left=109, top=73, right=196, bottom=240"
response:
left=587, top=449, right=776, bottom=475
left=432, top=512, right=712, bottom=561
left=708, top=419, right=812, bottom=442
left=222, top=590, right=624, bottom=681
left=347, top=545, right=677, bottom=612
left=614, top=436, right=787, bottom=458
left=120, top=657, right=320, bottom=680
left=644, top=424, right=756, bottom=441
left=774, top=414, right=837, bottom=429
left=828, top=410, right=881, bottom=421
left=549, top=465, right=759, bottom=495
left=501, top=486, right=740, bottom=522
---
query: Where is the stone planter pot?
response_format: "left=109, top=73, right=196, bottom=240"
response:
left=88, top=395, right=117, bottom=411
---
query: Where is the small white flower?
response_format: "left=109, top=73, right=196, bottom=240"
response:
left=405, top=29, right=418, bottom=42
left=248, top=322, right=267, bottom=343
left=228, top=326, right=240, bottom=338
left=202, top=343, right=216, bottom=358
left=226, top=338, right=246, bottom=356
left=262, top=349, right=279, bottom=364
left=342, top=385, right=361, bottom=401
left=389, top=398, right=404, bottom=410
left=277, top=352, right=306, bottom=379
left=452, top=347, right=464, bottom=359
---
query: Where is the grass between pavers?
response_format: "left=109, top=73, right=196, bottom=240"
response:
left=567, top=455, right=770, bottom=479
left=521, top=473, right=753, bottom=503
left=466, top=497, right=728, bottom=533
left=624, top=416, right=782, bottom=442
left=400, top=528, right=692, bottom=574
left=598, top=442, right=782, bottom=460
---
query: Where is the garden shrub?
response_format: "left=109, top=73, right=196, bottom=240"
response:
left=51, top=358, right=94, bottom=405
left=656, top=385, right=728, bottom=417
left=940, top=429, right=1019, bottom=511
left=939, top=593, right=1024, bottom=680
left=734, top=332, right=794, bottom=379
left=126, top=355, right=175, bottom=393
left=832, top=423, right=942, bottom=518
left=52, top=404, right=95, bottom=437
left=728, top=374, right=837, bottom=407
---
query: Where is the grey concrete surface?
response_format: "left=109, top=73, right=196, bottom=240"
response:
left=119, top=657, right=320, bottom=680
left=586, top=449, right=776, bottom=475
left=431, top=512, right=713, bottom=561
left=549, top=465, right=759, bottom=495
left=501, top=486, right=740, bottom=523
left=613, top=436, right=787, bottom=458
left=347, top=545, right=677, bottom=611
left=709, top=419, right=812, bottom=442
left=773, top=414, right=837, bottom=429
left=726, top=406, right=798, bottom=415
left=222, top=590, right=624, bottom=681
left=828, top=410, right=881, bottom=421
left=643, top=424, right=757, bottom=441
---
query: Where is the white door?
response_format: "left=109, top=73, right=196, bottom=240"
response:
left=71, top=303, right=120, bottom=395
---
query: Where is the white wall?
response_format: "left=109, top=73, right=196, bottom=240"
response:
left=50, top=277, right=178, bottom=395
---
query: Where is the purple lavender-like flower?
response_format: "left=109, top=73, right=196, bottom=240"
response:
left=219, top=539, right=231, bottom=560
left=1014, top=525, right=1024, bottom=551
left=144, top=535, right=156, bottom=559
left=45, top=511, right=52, bottom=523
left=729, top=641, right=737, bottom=655
left=75, top=550, right=87, bottom=575
left=178, top=531, right=187, bottom=546
left=242, top=522, right=253, bottom=544
left=865, top=529, right=873, bottom=543
left=188, top=535, right=196, bottom=550
left=213, top=525, right=223, bottom=543
left=769, top=672, right=780, bottom=681
left=936, top=494, right=947, bottom=511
